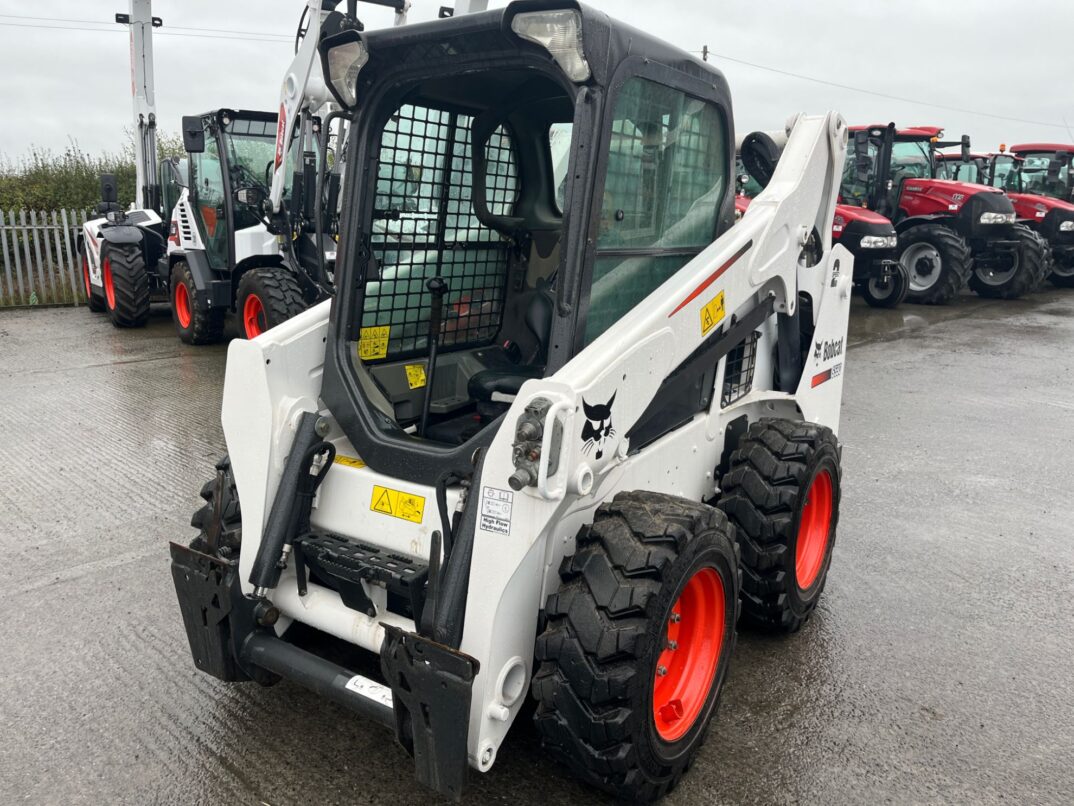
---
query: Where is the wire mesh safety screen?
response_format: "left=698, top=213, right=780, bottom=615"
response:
left=721, top=331, right=759, bottom=408
left=360, top=104, right=519, bottom=361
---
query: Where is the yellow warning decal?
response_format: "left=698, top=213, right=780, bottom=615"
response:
left=700, top=291, right=725, bottom=336
left=333, top=454, right=366, bottom=470
left=370, top=485, right=426, bottom=524
left=404, top=363, right=427, bottom=390
left=358, top=326, right=390, bottom=360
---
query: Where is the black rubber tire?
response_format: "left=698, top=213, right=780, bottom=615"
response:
left=170, top=261, right=224, bottom=345
left=1034, top=234, right=1054, bottom=291
left=861, top=263, right=909, bottom=308
left=969, top=224, right=1045, bottom=300
left=718, top=418, right=841, bottom=633
left=101, top=241, right=150, bottom=328
left=235, top=267, right=306, bottom=339
left=81, top=245, right=106, bottom=312
left=1051, top=248, right=1074, bottom=288
left=532, top=491, right=739, bottom=803
left=899, top=224, right=971, bottom=305
left=190, top=455, right=242, bottom=555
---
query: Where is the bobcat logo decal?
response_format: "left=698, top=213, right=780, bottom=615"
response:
left=814, top=341, right=823, bottom=361
left=581, top=392, right=616, bottom=460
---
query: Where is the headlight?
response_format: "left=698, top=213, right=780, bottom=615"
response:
left=860, top=234, right=897, bottom=249
left=511, top=10, right=591, bottom=82
left=320, top=30, right=368, bottom=110
left=979, top=211, right=1016, bottom=225
left=1059, top=220, right=1074, bottom=232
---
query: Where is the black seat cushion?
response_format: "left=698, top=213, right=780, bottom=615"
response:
left=468, top=365, right=544, bottom=401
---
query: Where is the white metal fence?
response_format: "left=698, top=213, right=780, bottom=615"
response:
left=0, top=209, right=92, bottom=308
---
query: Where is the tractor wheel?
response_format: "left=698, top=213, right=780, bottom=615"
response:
left=969, top=224, right=1044, bottom=299
left=190, top=455, right=242, bottom=555
left=81, top=245, right=106, bottom=312
left=898, top=224, right=971, bottom=305
left=532, top=491, right=739, bottom=802
left=718, top=418, right=841, bottom=633
left=1048, top=246, right=1074, bottom=288
left=861, top=263, right=909, bottom=308
left=101, top=241, right=150, bottom=328
left=170, top=261, right=224, bottom=345
left=236, top=267, right=305, bottom=339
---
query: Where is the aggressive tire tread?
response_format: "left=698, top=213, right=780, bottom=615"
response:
left=900, top=223, right=971, bottom=305
left=103, top=242, right=151, bottom=327
left=236, top=267, right=306, bottom=338
left=969, top=223, right=1045, bottom=299
left=718, top=418, right=841, bottom=632
left=170, top=261, right=224, bottom=344
left=532, top=491, right=739, bottom=802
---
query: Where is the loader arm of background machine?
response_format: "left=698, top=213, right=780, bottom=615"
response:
left=268, top=0, right=338, bottom=219
left=268, top=0, right=413, bottom=222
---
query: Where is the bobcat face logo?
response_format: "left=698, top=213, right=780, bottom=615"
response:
left=814, top=341, right=823, bottom=361
left=581, top=392, right=616, bottom=460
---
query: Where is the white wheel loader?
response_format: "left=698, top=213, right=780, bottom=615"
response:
left=171, top=3, right=853, bottom=801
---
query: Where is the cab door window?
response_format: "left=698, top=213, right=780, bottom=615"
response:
left=584, top=77, right=726, bottom=345
left=189, top=127, right=228, bottom=268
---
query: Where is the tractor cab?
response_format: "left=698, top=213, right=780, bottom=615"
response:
left=935, top=151, right=990, bottom=184
left=993, top=143, right=1074, bottom=202
left=178, top=110, right=280, bottom=272
left=320, top=4, right=734, bottom=481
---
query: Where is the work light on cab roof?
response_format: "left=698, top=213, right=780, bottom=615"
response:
left=511, top=9, right=591, bottom=81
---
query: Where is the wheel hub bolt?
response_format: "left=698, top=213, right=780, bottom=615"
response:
left=670, top=612, right=681, bottom=623
left=656, top=665, right=668, bottom=676
left=668, top=640, right=678, bottom=651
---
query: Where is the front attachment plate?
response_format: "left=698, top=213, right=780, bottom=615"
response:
left=380, top=626, right=479, bottom=801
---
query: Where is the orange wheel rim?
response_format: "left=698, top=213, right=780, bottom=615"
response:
left=652, top=566, right=725, bottom=742
left=103, top=257, right=116, bottom=310
left=243, top=294, right=265, bottom=338
left=174, top=280, right=192, bottom=328
left=796, top=469, right=833, bottom=590
left=83, top=255, right=91, bottom=297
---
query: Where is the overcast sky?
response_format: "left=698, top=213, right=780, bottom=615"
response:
left=1, top=0, right=1072, bottom=161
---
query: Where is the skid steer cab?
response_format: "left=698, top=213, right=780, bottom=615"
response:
left=171, top=3, right=853, bottom=801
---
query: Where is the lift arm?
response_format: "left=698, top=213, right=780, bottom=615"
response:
left=116, top=0, right=162, bottom=212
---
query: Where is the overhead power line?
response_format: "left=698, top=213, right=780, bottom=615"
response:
left=0, top=13, right=291, bottom=42
left=694, top=48, right=1069, bottom=131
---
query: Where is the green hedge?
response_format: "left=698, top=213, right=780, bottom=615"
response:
left=0, top=132, right=186, bottom=213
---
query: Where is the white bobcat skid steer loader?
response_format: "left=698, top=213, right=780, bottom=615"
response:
left=171, top=3, right=852, bottom=801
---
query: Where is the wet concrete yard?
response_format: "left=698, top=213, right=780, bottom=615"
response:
left=1, top=291, right=1072, bottom=804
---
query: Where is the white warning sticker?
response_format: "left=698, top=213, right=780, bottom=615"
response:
left=479, top=486, right=513, bottom=535
left=344, top=674, right=394, bottom=709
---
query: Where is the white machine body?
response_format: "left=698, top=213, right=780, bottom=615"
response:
left=219, top=112, right=853, bottom=772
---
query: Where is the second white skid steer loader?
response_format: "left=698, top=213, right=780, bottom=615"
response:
left=171, top=3, right=853, bottom=801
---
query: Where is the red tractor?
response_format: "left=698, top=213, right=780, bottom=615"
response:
left=851, top=124, right=1045, bottom=304
left=990, top=144, right=1074, bottom=287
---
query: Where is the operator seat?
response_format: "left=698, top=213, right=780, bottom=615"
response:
left=467, top=280, right=554, bottom=405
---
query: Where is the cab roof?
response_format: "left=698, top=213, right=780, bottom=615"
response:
left=357, top=1, right=727, bottom=95
left=850, top=124, right=944, bottom=140
left=1010, top=143, right=1074, bottom=155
